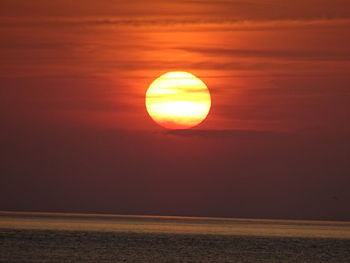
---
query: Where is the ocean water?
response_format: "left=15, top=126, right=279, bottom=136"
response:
left=1, top=212, right=349, bottom=262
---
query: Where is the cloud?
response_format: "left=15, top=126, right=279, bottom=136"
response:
left=161, top=129, right=289, bottom=139
left=179, top=47, right=350, bottom=62
left=1, top=17, right=349, bottom=31
left=2, top=0, right=350, bottom=21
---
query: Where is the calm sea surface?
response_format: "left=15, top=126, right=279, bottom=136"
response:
left=1, top=212, right=349, bottom=262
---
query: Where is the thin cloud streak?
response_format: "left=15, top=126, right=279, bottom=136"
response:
left=1, top=17, right=350, bottom=30
left=2, top=0, right=350, bottom=20
left=179, top=47, right=350, bottom=62
left=162, top=129, right=289, bottom=139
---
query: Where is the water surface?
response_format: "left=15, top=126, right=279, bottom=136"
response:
left=1, top=212, right=349, bottom=262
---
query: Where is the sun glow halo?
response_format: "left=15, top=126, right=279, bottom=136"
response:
left=145, top=72, right=211, bottom=129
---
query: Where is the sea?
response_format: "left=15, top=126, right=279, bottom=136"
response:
left=1, top=211, right=349, bottom=262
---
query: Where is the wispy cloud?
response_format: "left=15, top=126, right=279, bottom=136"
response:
left=2, top=17, right=350, bottom=31
left=162, top=129, right=289, bottom=139
left=178, top=47, right=350, bottom=62
left=2, top=0, right=350, bottom=21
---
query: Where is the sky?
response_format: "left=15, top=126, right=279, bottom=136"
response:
left=1, top=0, right=350, bottom=220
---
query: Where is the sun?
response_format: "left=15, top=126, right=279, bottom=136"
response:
left=145, top=71, right=211, bottom=129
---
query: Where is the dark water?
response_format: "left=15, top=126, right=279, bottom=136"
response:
left=1, top=212, right=350, bottom=262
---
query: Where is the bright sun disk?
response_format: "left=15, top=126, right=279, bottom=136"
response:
left=145, top=71, right=211, bottom=129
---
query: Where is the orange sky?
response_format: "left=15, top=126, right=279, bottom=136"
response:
left=1, top=1, right=350, bottom=132
left=1, top=0, right=349, bottom=220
